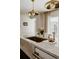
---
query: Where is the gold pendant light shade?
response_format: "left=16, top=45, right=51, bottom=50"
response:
left=45, top=0, right=59, bottom=10
left=28, top=10, right=39, bottom=16
left=45, top=1, right=55, bottom=9
left=31, top=0, right=35, bottom=2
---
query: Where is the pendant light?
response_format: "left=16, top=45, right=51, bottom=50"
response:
left=45, top=0, right=59, bottom=10
left=28, top=0, right=39, bottom=17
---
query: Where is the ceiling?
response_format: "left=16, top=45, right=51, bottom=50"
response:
left=20, top=0, right=57, bottom=13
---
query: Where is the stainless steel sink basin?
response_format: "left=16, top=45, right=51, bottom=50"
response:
left=27, top=36, right=47, bottom=42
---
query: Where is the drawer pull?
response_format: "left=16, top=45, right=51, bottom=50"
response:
left=33, top=52, right=42, bottom=59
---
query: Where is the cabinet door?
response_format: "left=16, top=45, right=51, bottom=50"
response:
left=35, top=48, right=57, bottom=59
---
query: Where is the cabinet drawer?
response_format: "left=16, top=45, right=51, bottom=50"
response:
left=35, top=48, right=58, bottom=59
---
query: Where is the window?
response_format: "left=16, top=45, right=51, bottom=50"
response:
left=48, top=16, right=59, bottom=37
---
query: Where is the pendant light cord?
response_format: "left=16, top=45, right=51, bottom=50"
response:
left=33, top=1, right=34, bottom=10
left=32, top=0, right=35, bottom=10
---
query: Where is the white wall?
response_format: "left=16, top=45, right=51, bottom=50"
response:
left=20, top=14, right=36, bottom=37
left=20, top=13, right=46, bottom=37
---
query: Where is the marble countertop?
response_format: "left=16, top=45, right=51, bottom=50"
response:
left=21, top=36, right=59, bottom=57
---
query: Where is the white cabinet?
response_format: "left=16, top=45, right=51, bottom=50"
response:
left=35, top=48, right=57, bottom=59
left=20, top=38, right=35, bottom=59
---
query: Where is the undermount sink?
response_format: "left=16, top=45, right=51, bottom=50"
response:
left=27, top=36, right=47, bottom=42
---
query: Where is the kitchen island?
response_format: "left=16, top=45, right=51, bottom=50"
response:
left=20, top=36, right=59, bottom=59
